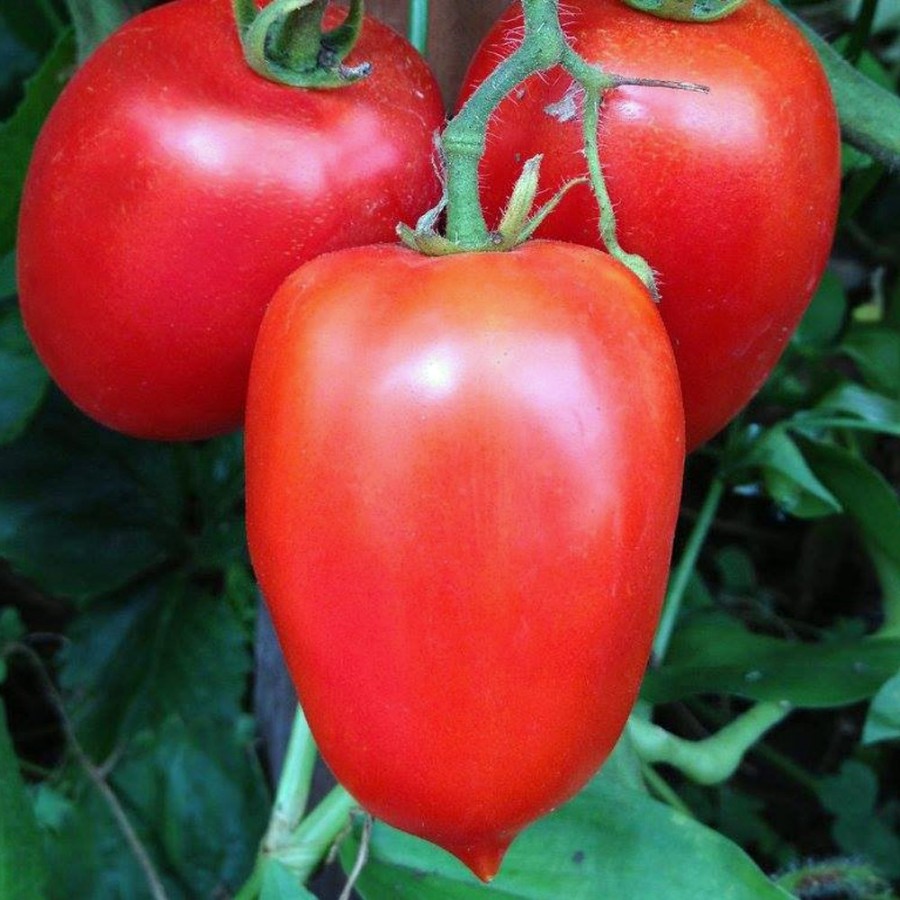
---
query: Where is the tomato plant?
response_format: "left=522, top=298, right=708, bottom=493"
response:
left=459, top=0, right=841, bottom=450
left=16, top=0, right=444, bottom=441
left=245, top=241, right=685, bottom=880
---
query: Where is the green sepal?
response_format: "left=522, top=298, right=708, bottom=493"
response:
left=398, top=156, right=590, bottom=257
left=619, top=0, right=748, bottom=23
left=234, top=0, right=370, bottom=90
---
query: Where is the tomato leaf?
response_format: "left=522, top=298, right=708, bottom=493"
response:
left=818, top=760, right=900, bottom=879
left=62, top=0, right=139, bottom=62
left=862, top=670, right=900, bottom=745
left=0, top=302, right=48, bottom=445
left=58, top=577, right=252, bottom=760
left=730, top=427, right=842, bottom=519
left=794, top=383, right=900, bottom=436
left=799, top=438, right=900, bottom=570
left=0, top=29, right=74, bottom=257
left=643, top=611, right=900, bottom=707
left=340, top=767, right=791, bottom=899
left=792, top=271, right=847, bottom=351
left=110, top=717, right=269, bottom=897
left=839, top=324, right=900, bottom=398
left=39, top=718, right=267, bottom=899
left=0, top=397, right=184, bottom=599
left=0, top=702, right=47, bottom=900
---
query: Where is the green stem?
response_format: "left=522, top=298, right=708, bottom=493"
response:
left=574, top=78, right=657, bottom=297
left=233, top=858, right=263, bottom=900
left=234, top=0, right=369, bottom=89
left=689, top=699, right=821, bottom=794
left=442, top=0, right=566, bottom=247
left=628, top=702, right=790, bottom=785
left=434, top=0, right=704, bottom=273
left=407, top=0, right=429, bottom=56
left=639, top=762, right=695, bottom=816
left=652, top=476, right=726, bottom=663
left=262, top=705, right=319, bottom=852
left=274, top=786, right=358, bottom=882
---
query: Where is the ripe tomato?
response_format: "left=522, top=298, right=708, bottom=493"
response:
left=245, top=241, right=684, bottom=879
left=17, top=0, right=444, bottom=441
left=459, top=0, right=841, bottom=450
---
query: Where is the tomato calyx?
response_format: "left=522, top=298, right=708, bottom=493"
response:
left=398, top=155, right=588, bottom=255
left=233, top=0, right=370, bottom=89
left=620, top=0, right=748, bottom=22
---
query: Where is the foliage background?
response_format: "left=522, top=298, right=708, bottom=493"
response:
left=0, top=0, right=899, bottom=898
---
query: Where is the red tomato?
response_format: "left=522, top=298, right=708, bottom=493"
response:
left=459, top=0, right=841, bottom=450
left=245, top=241, right=684, bottom=880
left=17, top=0, right=444, bottom=441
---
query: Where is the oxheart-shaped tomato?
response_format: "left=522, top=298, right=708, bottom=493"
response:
left=459, top=0, right=841, bottom=450
left=245, top=241, right=684, bottom=880
left=17, top=0, right=444, bottom=441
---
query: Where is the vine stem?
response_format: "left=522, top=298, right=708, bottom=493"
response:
left=438, top=0, right=705, bottom=291
left=9, top=644, right=170, bottom=900
left=639, top=761, right=695, bottom=816
left=652, top=475, right=726, bottom=664
left=407, top=0, right=429, bottom=56
left=628, top=702, right=790, bottom=785
left=262, top=704, right=318, bottom=852
left=234, top=705, right=358, bottom=897
left=274, top=785, right=357, bottom=879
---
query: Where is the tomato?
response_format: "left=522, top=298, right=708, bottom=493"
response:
left=245, top=241, right=684, bottom=879
left=17, top=0, right=444, bottom=441
left=459, top=0, right=841, bottom=450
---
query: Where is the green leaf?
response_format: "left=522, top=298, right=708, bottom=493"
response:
left=0, top=701, right=47, bottom=900
left=863, top=670, right=900, bottom=745
left=41, top=723, right=267, bottom=899
left=341, top=768, right=791, bottom=899
left=0, top=397, right=183, bottom=599
left=260, top=858, right=319, bottom=900
left=111, top=717, right=269, bottom=898
left=840, top=324, right=900, bottom=398
left=818, top=760, right=900, bottom=879
left=787, top=8, right=900, bottom=170
left=731, top=427, right=842, bottom=519
left=0, top=29, right=74, bottom=257
left=799, top=438, right=900, bottom=570
left=39, top=775, right=159, bottom=900
left=794, top=382, right=900, bottom=437
left=0, top=302, right=48, bottom=444
left=793, top=271, right=847, bottom=350
left=63, top=0, right=140, bottom=63
left=59, top=576, right=252, bottom=759
left=643, top=612, right=900, bottom=707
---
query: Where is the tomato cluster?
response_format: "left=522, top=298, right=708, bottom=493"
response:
left=17, top=0, right=839, bottom=883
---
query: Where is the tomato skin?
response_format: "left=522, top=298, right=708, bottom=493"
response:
left=17, top=0, right=444, bottom=441
left=245, top=241, right=684, bottom=879
left=459, top=0, right=840, bottom=450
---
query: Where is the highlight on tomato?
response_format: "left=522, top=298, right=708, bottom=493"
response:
left=459, top=0, right=841, bottom=450
left=17, top=0, right=444, bottom=441
left=245, top=241, right=685, bottom=880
